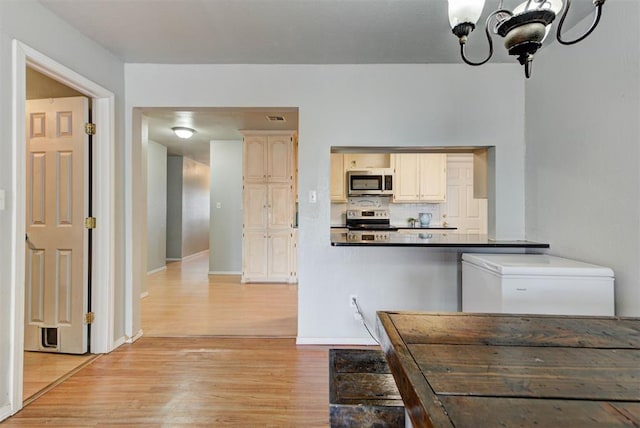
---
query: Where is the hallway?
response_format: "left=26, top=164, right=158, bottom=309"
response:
left=142, top=251, right=298, bottom=337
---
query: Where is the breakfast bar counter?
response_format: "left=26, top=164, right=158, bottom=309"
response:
left=331, top=231, right=549, bottom=248
left=376, top=311, right=640, bottom=428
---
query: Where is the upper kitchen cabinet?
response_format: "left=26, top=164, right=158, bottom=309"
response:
left=331, top=153, right=347, bottom=202
left=243, top=132, right=295, bottom=183
left=393, top=153, right=447, bottom=203
left=344, top=153, right=391, bottom=170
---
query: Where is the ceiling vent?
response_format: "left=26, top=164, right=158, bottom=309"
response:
left=266, top=115, right=286, bottom=122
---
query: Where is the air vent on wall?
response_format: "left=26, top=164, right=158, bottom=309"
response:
left=266, top=115, right=286, bottom=122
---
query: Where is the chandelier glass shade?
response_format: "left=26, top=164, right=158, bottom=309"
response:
left=447, top=0, right=606, bottom=78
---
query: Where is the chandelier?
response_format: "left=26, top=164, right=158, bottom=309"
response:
left=447, top=0, right=606, bottom=78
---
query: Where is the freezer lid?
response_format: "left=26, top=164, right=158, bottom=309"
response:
left=461, top=253, right=614, bottom=277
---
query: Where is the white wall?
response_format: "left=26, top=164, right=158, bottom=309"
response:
left=166, top=156, right=184, bottom=259
left=181, top=157, right=210, bottom=257
left=525, top=1, right=640, bottom=316
left=0, top=0, right=125, bottom=419
left=125, top=63, right=526, bottom=342
left=166, top=155, right=211, bottom=259
left=146, top=140, right=167, bottom=274
left=209, top=140, right=243, bottom=273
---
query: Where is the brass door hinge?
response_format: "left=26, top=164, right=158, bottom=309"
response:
left=84, top=312, right=95, bottom=324
left=85, top=123, right=96, bottom=135
left=85, top=217, right=96, bottom=229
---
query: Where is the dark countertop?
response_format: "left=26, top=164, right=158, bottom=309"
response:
left=330, top=231, right=549, bottom=248
left=394, top=226, right=457, bottom=230
left=330, top=226, right=457, bottom=230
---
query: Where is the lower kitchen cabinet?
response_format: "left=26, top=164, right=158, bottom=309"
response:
left=242, top=230, right=296, bottom=283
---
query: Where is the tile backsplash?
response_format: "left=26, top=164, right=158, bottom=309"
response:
left=389, top=203, right=442, bottom=227
left=331, top=199, right=442, bottom=227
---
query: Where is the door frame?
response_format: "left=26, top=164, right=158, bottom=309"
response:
left=9, top=40, right=116, bottom=413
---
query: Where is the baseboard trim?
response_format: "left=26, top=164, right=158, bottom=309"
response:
left=147, top=266, right=166, bottom=275
left=166, top=249, right=209, bottom=262
left=295, top=337, right=379, bottom=346
left=140, top=291, right=149, bottom=299
left=208, top=271, right=242, bottom=275
left=0, top=403, right=13, bottom=422
left=112, top=335, right=126, bottom=349
left=125, top=329, right=144, bottom=344
left=182, top=249, right=209, bottom=261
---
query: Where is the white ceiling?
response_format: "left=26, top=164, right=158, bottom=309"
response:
left=39, top=0, right=479, bottom=64
left=37, top=0, right=595, bottom=164
left=142, top=107, right=297, bottom=164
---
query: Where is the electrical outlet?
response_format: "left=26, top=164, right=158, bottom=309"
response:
left=349, top=294, right=358, bottom=308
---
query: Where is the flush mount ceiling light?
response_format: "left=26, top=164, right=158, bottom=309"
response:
left=172, top=126, right=195, bottom=139
left=448, top=0, right=606, bottom=78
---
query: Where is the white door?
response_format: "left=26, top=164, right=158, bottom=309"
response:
left=442, top=154, right=487, bottom=234
left=25, top=96, right=89, bottom=354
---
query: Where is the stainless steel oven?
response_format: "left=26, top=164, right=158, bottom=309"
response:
left=347, top=169, right=393, bottom=196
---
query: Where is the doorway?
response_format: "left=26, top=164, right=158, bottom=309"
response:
left=22, top=69, right=92, bottom=401
left=133, top=108, right=299, bottom=337
left=10, top=41, right=116, bottom=415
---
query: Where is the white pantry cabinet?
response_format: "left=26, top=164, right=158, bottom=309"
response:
left=243, top=183, right=293, bottom=230
left=242, top=230, right=294, bottom=283
left=393, top=153, right=447, bottom=203
left=242, top=131, right=297, bottom=283
left=243, top=134, right=293, bottom=183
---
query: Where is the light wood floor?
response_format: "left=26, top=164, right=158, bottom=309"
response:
left=9, top=338, right=331, bottom=426
left=22, top=352, right=96, bottom=403
left=142, top=252, right=298, bottom=337
left=8, top=252, right=352, bottom=426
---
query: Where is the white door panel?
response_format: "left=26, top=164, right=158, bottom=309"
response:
left=25, top=97, right=89, bottom=354
left=442, top=155, right=487, bottom=235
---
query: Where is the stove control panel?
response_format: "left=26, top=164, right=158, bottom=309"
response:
left=346, top=231, right=391, bottom=242
left=347, top=209, right=389, bottom=220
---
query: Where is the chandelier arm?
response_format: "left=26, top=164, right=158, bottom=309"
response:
left=556, top=0, right=605, bottom=46
left=459, top=9, right=512, bottom=67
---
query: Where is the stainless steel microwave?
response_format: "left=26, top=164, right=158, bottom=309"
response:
left=347, top=169, right=394, bottom=196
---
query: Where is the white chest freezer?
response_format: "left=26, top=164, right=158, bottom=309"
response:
left=462, top=253, right=615, bottom=316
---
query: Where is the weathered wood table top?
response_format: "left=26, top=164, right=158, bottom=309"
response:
left=376, top=311, right=640, bottom=428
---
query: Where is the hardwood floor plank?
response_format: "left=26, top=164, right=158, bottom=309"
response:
left=142, top=253, right=298, bottom=337
left=22, top=352, right=97, bottom=402
left=7, top=338, right=332, bottom=426
left=6, top=252, right=351, bottom=426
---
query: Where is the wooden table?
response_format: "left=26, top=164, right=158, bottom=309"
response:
left=377, top=312, right=640, bottom=428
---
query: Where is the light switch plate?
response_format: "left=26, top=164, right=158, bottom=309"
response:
left=309, top=190, right=317, bottom=203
